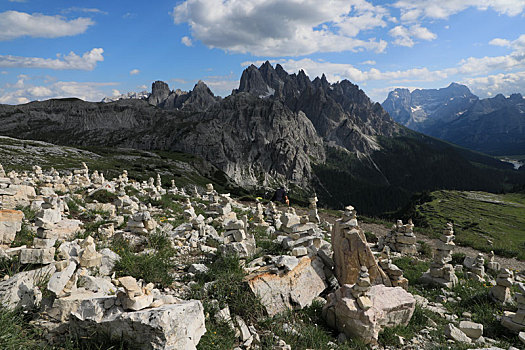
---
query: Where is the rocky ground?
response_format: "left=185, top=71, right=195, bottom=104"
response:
left=0, top=162, right=524, bottom=350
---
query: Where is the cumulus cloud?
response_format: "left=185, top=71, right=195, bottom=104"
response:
left=0, top=76, right=118, bottom=104
left=181, top=36, right=193, bottom=46
left=461, top=71, right=525, bottom=97
left=129, top=69, right=140, bottom=75
left=243, top=58, right=447, bottom=84
left=0, top=48, right=104, bottom=71
left=393, top=0, right=525, bottom=22
left=172, top=0, right=389, bottom=56
left=0, top=11, right=94, bottom=41
left=389, top=24, right=437, bottom=47
left=489, top=38, right=511, bottom=47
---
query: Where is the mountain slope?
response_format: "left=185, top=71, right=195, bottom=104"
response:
left=383, top=84, right=525, bottom=156
left=0, top=63, right=523, bottom=215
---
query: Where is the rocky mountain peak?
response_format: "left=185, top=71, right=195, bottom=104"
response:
left=148, top=81, right=171, bottom=106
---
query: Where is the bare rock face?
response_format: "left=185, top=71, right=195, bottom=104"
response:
left=322, top=284, right=416, bottom=344
left=148, top=81, right=170, bottom=107
left=0, top=265, right=56, bottom=310
left=0, top=209, right=24, bottom=244
left=71, top=300, right=206, bottom=350
left=246, top=256, right=327, bottom=316
left=332, top=206, right=391, bottom=286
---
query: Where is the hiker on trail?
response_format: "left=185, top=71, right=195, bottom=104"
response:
left=271, top=186, right=289, bottom=206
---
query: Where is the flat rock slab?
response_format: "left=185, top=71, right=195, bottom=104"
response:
left=246, top=256, right=327, bottom=316
left=323, top=284, right=415, bottom=344
left=0, top=209, right=24, bottom=244
left=71, top=300, right=206, bottom=350
left=0, top=265, right=56, bottom=310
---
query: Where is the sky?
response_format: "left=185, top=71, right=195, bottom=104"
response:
left=1, top=0, right=525, bottom=105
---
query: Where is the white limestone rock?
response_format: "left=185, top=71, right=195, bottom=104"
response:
left=322, top=284, right=415, bottom=344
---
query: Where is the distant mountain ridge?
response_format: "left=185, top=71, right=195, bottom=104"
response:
left=0, top=62, right=523, bottom=214
left=383, top=84, right=525, bottom=155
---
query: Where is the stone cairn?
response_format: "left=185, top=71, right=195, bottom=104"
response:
left=378, top=246, right=409, bottom=290
left=352, top=266, right=373, bottom=311
left=20, top=196, right=62, bottom=265
left=251, top=199, right=269, bottom=227
left=501, top=282, right=525, bottom=332
left=467, top=253, right=486, bottom=282
left=382, top=219, right=417, bottom=255
left=308, top=195, right=320, bottom=224
left=220, top=215, right=256, bottom=258
left=487, top=251, right=500, bottom=272
left=490, top=268, right=514, bottom=305
left=332, top=206, right=391, bottom=286
left=421, top=222, right=458, bottom=288
left=126, top=210, right=157, bottom=235
left=117, top=276, right=154, bottom=311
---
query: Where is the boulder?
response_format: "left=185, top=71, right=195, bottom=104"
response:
left=71, top=301, right=206, bottom=350
left=247, top=256, right=327, bottom=316
left=322, top=284, right=415, bottom=344
left=0, top=185, right=36, bottom=209
left=0, top=209, right=24, bottom=245
left=459, top=320, right=483, bottom=339
left=0, top=265, right=55, bottom=310
left=445, top=323, right=472, bottom=343
left=332, top=219, right=390, bottom=286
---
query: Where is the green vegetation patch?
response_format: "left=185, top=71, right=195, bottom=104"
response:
left=409, top=190, right=525, bottom=259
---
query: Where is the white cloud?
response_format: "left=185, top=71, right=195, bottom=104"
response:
left=394, top=0, right=525, bottom=22
left=1, top=71, right=7, bottom=75
left=489, top=38, right=511, bottom=47
left=0, top=48, right=104, bottom=71
left=389, top=24, right=436, bottom=47
left=461, top=71, right=525, bottom=97
left=61, top=8, right=108, bottom=15
left=112, top=89, right=121, bottom=96
left=172, top=0, right=389, bottom=56
left=243, top=58, right=447, bottom=84
left=138, top=84, right=148, bottom=90
left=181, top=36, right=193, bottom=46
left=361, top=60, right=376, bottom=65
left=129, top=69, right=140, bottom=75
left=0, top=77, right=118, bottom=104
left=0, top=11, right=94, bottom=41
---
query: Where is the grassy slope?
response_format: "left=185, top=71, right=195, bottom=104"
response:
left=0, top=136, right=242, bottom=194
left=408, top=190, right=525, bottom=259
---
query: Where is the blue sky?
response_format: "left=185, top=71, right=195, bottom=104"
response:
left=1, top=0, right=525, bottom=104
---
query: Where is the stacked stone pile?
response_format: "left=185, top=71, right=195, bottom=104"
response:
left=308, top=195, right=320, bottom=224
left=466, top=253, right=486, bottom=282
left=220, top=215, right=256, bottom=258
left=381, top=219, right=417, bottom=255
left=420, top=222, right=458, bottom=288
left=378, top=246, right=409, bottom=290
left=20, top=196, right=63, bottom=264
left=332, top=206, right=391, bottom=286
left=490, top=268, right=514, bottom=304
left=501, top=283, right=525, bottom=332
left=126, top=210, right=157, bottom=235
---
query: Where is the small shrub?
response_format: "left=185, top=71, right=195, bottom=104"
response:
left=364, top=231, right=378, bottom=243
left=190, top=253, right=266, bottom=323
left=113, top=232, right=176, bottom=287
left=393, top=257, right=430, bottom=285
left=451, top=252, right=466, bottom=266
left=87, top=189, right=117, bottom=204
left=417, top=240, right=432, bottom=258
left=0, top=306, right=40, bottom=349
left=11, top=222, right=34, bottom=248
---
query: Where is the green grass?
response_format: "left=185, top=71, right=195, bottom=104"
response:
left=393, top=256, right=430, bottom=285
left=112, top=232, right=176, bottom=288
left=252, top=226, right=286, bottom=257
left=410, top=190, right=525, bottom=260
left=0, top=306, right=41, bottom=349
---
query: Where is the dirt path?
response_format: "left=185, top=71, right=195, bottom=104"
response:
left=361, top=222, right=525, bottom=272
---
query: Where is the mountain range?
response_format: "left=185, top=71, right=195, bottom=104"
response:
left=0, top=62, right=523, bottom=214
left=383, top=84, right=525, bottom=156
